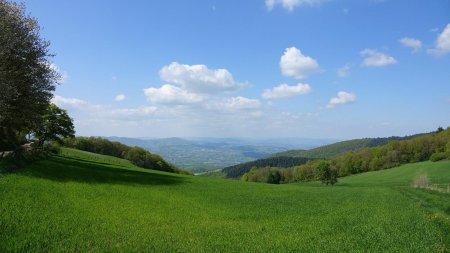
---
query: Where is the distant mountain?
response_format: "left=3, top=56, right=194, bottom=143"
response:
left=106, top=137, right=335, bottom=173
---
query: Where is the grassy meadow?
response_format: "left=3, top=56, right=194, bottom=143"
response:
left=1, top=148, right=449, bottom=252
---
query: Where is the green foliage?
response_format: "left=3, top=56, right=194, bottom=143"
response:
left=64, top=137, right=178, bottom=173
left=430, top=152, right=448, bottom=162
left=223, top=156, right=311, bottom=178
left=0, top=0, right=59, bottom=149
left=315, top=161, right=338, bottom=185
left=33, top=104, right=75, bottom=146
left=245, top=128, right=450, bottom=185
left=1, top=149, right=449, bottom=252
left=273, top=132, right=431, bottom=159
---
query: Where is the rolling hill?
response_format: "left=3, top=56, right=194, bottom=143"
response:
left=272, top=133, right=430, bottom=159
left=1, top=148, right=449, bottom=252
left=220, top=133, right=435, bottom=179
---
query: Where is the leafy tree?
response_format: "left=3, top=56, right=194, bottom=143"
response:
left=33, top=104, right=75, bottom=146
left=315, top=161, right=337, bottom=186
left=0, top=0, right=59, bottom=149
left=267, top=170, right=282, bottom=184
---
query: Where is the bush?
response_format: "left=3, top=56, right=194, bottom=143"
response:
left=430, top=152, right=447, bottom=162
left=177, top=169, right=193, bottom=175
left=44, top=142, right=61, bottom=154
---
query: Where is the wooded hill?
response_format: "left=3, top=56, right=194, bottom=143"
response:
left=63, top=137, right=190, bottom=174
left=272, top=132, right=429, bottom=159
left=224, top=129, right=443, bottom=179
left=242, top=127, right=450, bottom=184
left=222, top=156, right=312, bottom=178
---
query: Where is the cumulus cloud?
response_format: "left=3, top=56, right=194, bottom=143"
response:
left=399, top=37, right=422, bottom=52
left=110, top=106, right=157, bottom=117
left=262, top=83, right=311, bottom=99
left=115, top=94, right=126, bottom=101
left=221, top=96, right=262, bottom=110
left=427, top=24, right=450, bottom=56
left=327, top=91, right=356, bottom=108
left=143, top=84, right=204, bottom=105
left=360, top=49, right=397, bottom=67
left=280, top=47, right=319, bottom=79
left=52, top=95, right=87, bottom=107
left=52, top=95, right=159, bottom=127
left=266, top=0, right=326, bottom=11
left=337, top=64, right=351, bottom=77
left=159, top=62, right=244, bottom=93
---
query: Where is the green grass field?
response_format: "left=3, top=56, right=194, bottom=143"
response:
left=1, top=148, right=450, bottom=252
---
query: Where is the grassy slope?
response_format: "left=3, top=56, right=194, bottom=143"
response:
left=1, top=148, right=449, bottom=252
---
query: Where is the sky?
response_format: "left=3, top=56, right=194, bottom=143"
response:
left=19, top=0, right=450, bottom=139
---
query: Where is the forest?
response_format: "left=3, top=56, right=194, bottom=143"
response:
left=242, top=127, right=450, bottom=184
left=222, top=156, right=312, bottom=178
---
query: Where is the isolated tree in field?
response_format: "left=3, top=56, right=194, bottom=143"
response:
left=33, top=104, right=75, bottom=146
left=0, top=0, right=59, bottom=149
left=316, top=161, right=338, bottom=186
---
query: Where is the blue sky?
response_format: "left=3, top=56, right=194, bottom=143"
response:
left=21, top=0, right=450, bottom=139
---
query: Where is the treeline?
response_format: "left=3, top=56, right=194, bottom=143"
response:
left=64, top=137, right=191, bottom=175
left=243, top=127, right=450, bottom=184
left=272, top=132, right=430, bottom=159
left=223, top=156, right=312, bottom=178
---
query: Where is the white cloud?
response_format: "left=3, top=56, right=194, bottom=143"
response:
left=427, top=24, right=450, bottom=56
left=205, top=96, right=262, bottom=112
left=360, top=49, right=397, bottom=67
left=110, top=107, right=157, bottom=117
left=327, top=91, right=356, bottom=108
left=266, top=0, right=326, bottom=11
left=220, top=96, right=262, bottom=110
left=159, top=62, right=244, bottom=93
left=337, top=64, right=351, bottom=77
left=143, top=84, right=204, bottom=105
left=280, top=47, right=319, bottom=79
left=52, top=95, right=87, bottom=107
left=115, top=94, right=126, bottom=101
left=399, top=37, right=422, bottom=52
left=262, top=83, right=311, bottom=99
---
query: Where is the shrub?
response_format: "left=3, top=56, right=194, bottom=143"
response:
left=430, top=152, right=447, bottom=162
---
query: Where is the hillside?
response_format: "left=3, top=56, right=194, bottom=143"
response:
left=272, top=133, right=429, bottom=159
left=222, top=132, right=434, bottom=179
left=1, top=148, right=449, bottom=252
left=222, top=156, right=312, bottom=178
left=106, top=136, right=334, bottom=173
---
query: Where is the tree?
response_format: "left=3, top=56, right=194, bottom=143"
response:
left=33, top=104, right=75, bottom=146
left=315, top=161, right=338, bottom=186
left=267, top=169, right=282, bottom=184
left=0, top=0, right=59, bottom=149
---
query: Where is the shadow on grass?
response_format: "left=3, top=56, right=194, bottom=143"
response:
left=22, top=155, right=187, bottom=186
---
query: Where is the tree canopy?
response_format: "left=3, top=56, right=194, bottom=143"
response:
left=33, top=104, right=75, bottom=146
left=0, top=0, right=59, bottom=150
